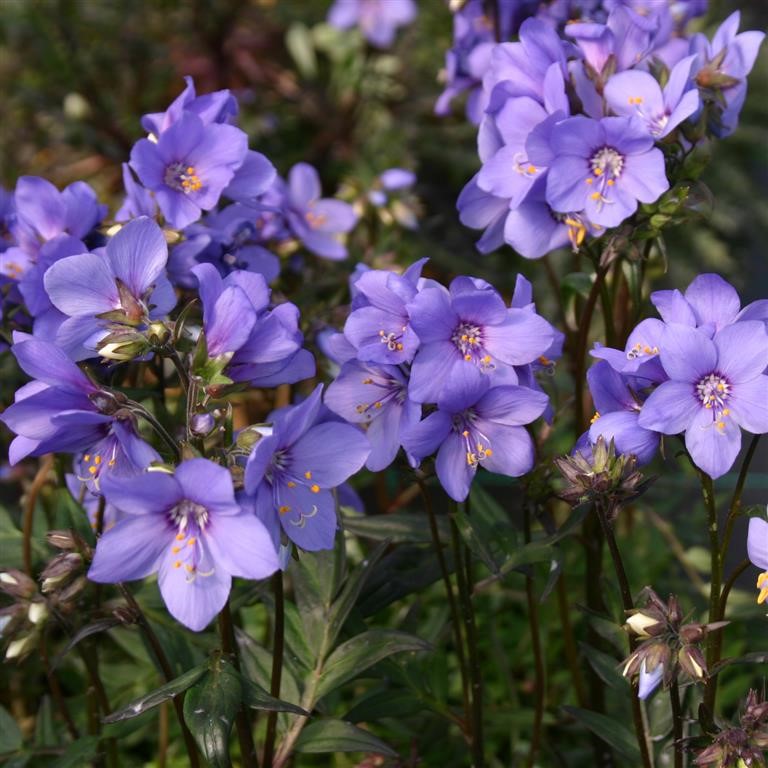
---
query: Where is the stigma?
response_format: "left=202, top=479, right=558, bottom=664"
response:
left=164, top=162, right=203, bottom=194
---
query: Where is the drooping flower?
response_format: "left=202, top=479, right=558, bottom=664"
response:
left=604, top=54, right=701, bottom=137
left=327, top=0, right=417, bottom=48
left=638, top=322, right=768, bottom=478
left=325, top=360, right=420, bottom=471
left=130, top=112, right=248, bottom=229
left=89, top=459, right=279, bottom=631
left=402, top=364, right=548, bottom=502
left=545, top=115, right=669, bottom=228
left=43, top=217, right=176, bottom=360
left=406, top=276, right=555, bottom=403
left=243, top=386, right=370, bottom=551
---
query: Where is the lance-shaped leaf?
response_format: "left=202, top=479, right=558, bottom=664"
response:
left=0, top=704, right=22, bottom=754
left=294, top=718, right=397, bottom=757
left=50, top=736, right=101, bottom=768
left=316, top=629, right=431, bottom=700
left=242, top=676, right=308, bottom=716
left=102, top=664, right=207, bottom=724
left=183, top=657, right=243, bottom=768
left=54, top=617, right=123, bottom=669
left=342, top=510, right=449, bottom=543
left=562, top=706, right=641, bottom=763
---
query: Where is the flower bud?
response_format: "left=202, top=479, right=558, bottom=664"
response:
left=190, top=412, right=215, bottom=436
left=40, top=553, right=83, bottom=593
left=46, top=529, right=88, bottom=552
left=147, top=321, right=171, bottom=347
left=5, top=633, right=37, bottom=660
left=679, top=644, right=707, bottom=679
left=626, top=611, right=661, bottom=638
left=0, top=570, right=37, bottom=600
left=56, top=576, right=88, bottom=604
left=27, top=601, right=48, bottom=626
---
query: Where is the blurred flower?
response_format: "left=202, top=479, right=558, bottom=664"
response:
left=747, top=516, right=768, bottom=606
left=89, top=459, right=279, bottom=631
left=327, top=0, right=417, bottom=48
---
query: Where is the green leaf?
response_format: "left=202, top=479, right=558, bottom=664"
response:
left=710, top=651, right=768, bottom=675
left=342, top=510, right=448, bottom=543
left=562, top=706, right=640, bottom=762
left=0, top=704, right=22, bottom=754
left=561, top=272, right=593, bottom=300
left=283, top=600, right=317, bottom=671
left=285, top=23, right=317, bottom=79
left=317, top=629, right=431, bottom=699
left=54, top=617, right=123, bottom=668
left=325, top=541, right=388, bottom=648
left=291, top=541, right=345, bottom=639
left=102, top=664, right=207, bottom=724
left=579, top=643, right=627, bottom=690
left=49, top=736, right=101, bottom=768
left=294, top=719, right=397, bottom=757
left=345, top=688, right=425, bottom=723
left=33, top=696, right=56, bottom=748
left=241, top=677, right=307, bottom=716
left=183, top=657, right=243, bottom=768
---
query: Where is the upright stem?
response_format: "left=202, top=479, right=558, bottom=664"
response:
left=720, top=435, right=760, bottom=562
left=40, top=633, right=79, bottom=739
left=118, top=584, right=200, bottom=768
left=418, top=480, right=471, bottom=731
left=556, top=575, right=588, bottom=708
left=597, top=505, right=653, bottom=768
left=219, top=602, right=257, bottom=768
left=523, top=505, right=545, bottom=768
left=23, top=455, right=53, bottom=574
left=450, top=511, right=484, bottom=768
left=669, top=681, right=684, bottom=768
left=263, top=572, right=285, bottom=768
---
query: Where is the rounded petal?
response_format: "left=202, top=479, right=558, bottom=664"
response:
left=659, top=324, right=716, bottom=383
left=289, top=422, right=369, bottom=488
left=620, top=149, right=669, bottom=204
left=713, top=322, right=768, bottom=384
left=401, top=410, right=452, bottom=461
left=44, top=252, right=119, bottom=316
left=476, top=384, right=549, bottom=426
left=436, top=433, right=476, bottom=502
left=174, top=459, right=239, bottom=514
left=278, top=484, right=337, bottom=551
left=685, top=407, right=741, bottom=480
left=747, top=518, right=768, bottom=570
left=205, top=513, right=280, bottom=579
left=288, top=163, right=321, bottom=208
left=101, top=470, right=180, bottom=517
left=88, top=516, right=168, bottom=582
left=11, top=338, right=94, bottom=393
left=589, top=411, right=659, bottom=465
left=480, top=423, right=535, bottom=478
left=483, top=309, right=554, bottom=366
left=684, top=274, right=741, bottom=330
left=728, top=376, right=768, bottom=434
left=637, top=381, right=700, bottom=434
left=107, top=217, right=169, bottom=297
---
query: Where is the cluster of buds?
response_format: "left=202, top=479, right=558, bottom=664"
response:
left=621, top=588, right=728, bottom=699
left=40, top=529, right=92, bottom=606
left=694, top=689, right=768, bottom=767
left=0, top=569, right=47, bottom=661
left=554, top=437, right=652, bottom=519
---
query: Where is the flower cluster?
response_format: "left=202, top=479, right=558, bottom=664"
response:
left=323, top=266, right=560, bottom=500
left=0, top=80, right=373, bottom=633
left=327, top=0, right=417, bottom=48
left=622, top=588, right=728, bottom=699
left=582, top=273, right=768, bottom=479
left=453, top=7, right=763, bottom=258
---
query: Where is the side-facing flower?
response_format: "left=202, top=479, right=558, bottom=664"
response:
left=282, top=163, right=358, bottom=260
left=130, top=112, right=248, bottom=229
left=89, top=459, right=279, bottom=631
left=43, top=217, right=176, bottom=360
left=403, top=364, right=547, bottom=502
left=243, top=386, right=370, bottom=551
left=638, top=322, right=768, bottom=478
left=747, top=516, right=768, bottom=606
left=325, top=360, right=420, bottom=471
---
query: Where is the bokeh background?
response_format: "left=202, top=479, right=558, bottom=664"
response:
left=1, top=1, right=767, bottom=765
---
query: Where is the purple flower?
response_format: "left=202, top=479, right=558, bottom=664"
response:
left=592, top=317, right=667, bottom=383
left=638, top=322, right=768, bottom=478
left=637, top=659, right=664, bottom=700
left=546, top=115, right=669, bottom=228
left=223, top=151, right=277, bottom=205
left=43, top=217, right=176, bottom=360
left=325, top=360, right=420, bottom=471
left=141, top=76, right=238, bottom=138
left=115, top=164, right=158, bottom=222
left=403, top=364, right=548, bottom=501
left=130, top=112, right=248, bottom=229
left=282, top=164, right=358, bottom=260
left=328, top=0, right=417, bottom=48
left=66, top=474, right=121, bottom=533
left=406, top=277, right=555, bottom=403
left=0, top=337, right=153, bottom=468
left=747, top=517, right=768, bottom=605
left=689, top=11, right=765, bottom=137
left=89, top=459, right=279, bottom=631
left=586, top=361, right=659, bottom=465
left=168, top=204, right=280, bottom=289
left=343, top=261, right=426, bottom=365
left=192, top=262, right=313, bottom=387
left=243, top=386, right=370, bottom=551
left=604, top=55, right=700, bottom=137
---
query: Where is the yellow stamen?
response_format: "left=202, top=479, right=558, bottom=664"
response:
left=287, top=481, right=296, bottom=488
left=88, top=466, right=98, bottom=475
left=172, top=546, right=181, bottom=554
left=310, top=484, right=320, bottom=493
left=173, top=561, right=182, bottom=569
left=176, top=533, right=185, bottom=541
left=278, top=505, right=291, bottom=515
left=304, top=471, right=312, bottom=479
left=187, top=537, right=196, bottom=547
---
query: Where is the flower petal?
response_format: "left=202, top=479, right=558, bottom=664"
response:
left=685, top=407, right=741, bottom=479
left=659, top=324, right=716, bottom=382
left=713, top=322, right=768, bottom=384
left=174, top=459, right=239, bottom=514
left=205, top=513, right=279, bottom=579
left=289, top=422, right=369, bottom=488
left=107, top=217, right=169, bottom=298
left=747, top=517, right=768, bottom=570
left=88, top=516, right=168, bottom=582
left=278, top=484, right=337, bottom=551
left=436, top=433, right=476, bottom=502
left=637, top=380, right=700, bottom=434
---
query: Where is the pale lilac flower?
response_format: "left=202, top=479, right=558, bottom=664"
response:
left=747, top=517, right=768, bottom=605
left=328, top=0, right=417, bottom=48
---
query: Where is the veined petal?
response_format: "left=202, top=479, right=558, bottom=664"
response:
left=175, top=459, right=239, bottom=514
left=205, top=513, right=280, bottom=579
left=101, top=471, right=180, bottom=517
left=637, top=380, right=699, bottom=434
left=747, top=518, right=768, bottom=570
left=476, top=384, right=549, bottom=426
left=684, top=274, right=741, bottom=330
left=401, top=411, right=452, bottom=460
left=289, top=422, right=369, bottom=487
left=685, top=406, right=741, bottom=480
left=107, top=217, right=168, bottom=297
left=436, top=433, right=476, bottom=502
left=44, top=252, right=119, bottom=316
left=659, top=324, right=716, bottom=383
left=12, top=339, right=94, bottom=393
left=728, top=376, right=768, bottom=434
left=88, top=516, right=168, bottom=582
left=713, top=322, right=768, bottom=384
left=479, top=422, right=535, bottom=478
left=278, top=484, right=337, bottom=551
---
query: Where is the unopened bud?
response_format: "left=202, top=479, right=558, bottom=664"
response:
left=46, top=530, right=86, bottom=552
left=147, top=321, right=171, bottom=347
left=626, top=612, right=661, bottom=637
left=27, top=601, right=48, bottom=625
left=0, top=570, right=37, bottom=600
left=6, top=634, right=36, bottom=660
left=57, top=576, right=88, bottom=604
left=190, top=412, right=215, bottom=436
left=679, top=644, right=707, bottom=679
left=40, top=553, right=83, bottom=593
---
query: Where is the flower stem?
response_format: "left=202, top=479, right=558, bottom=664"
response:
left=117, top=584, right=200, bottom=768
left=523, top=504, right=545, bottom=768
left=128, top=401, right=181, bottom=461
left=23, top=455, right=53, bottom=574
left=262, top=572, right=285, bottom=768
left=720, top=435, right=760, bottom=562
left=450, top=509, right=484, bottom=768
left=418, top=480, right=471, bottom=733
left=669, top=680, right=684, bottom=768
left=596, top=504, right=653, bottom=768
left=219, top=601, right=257, bottom=768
